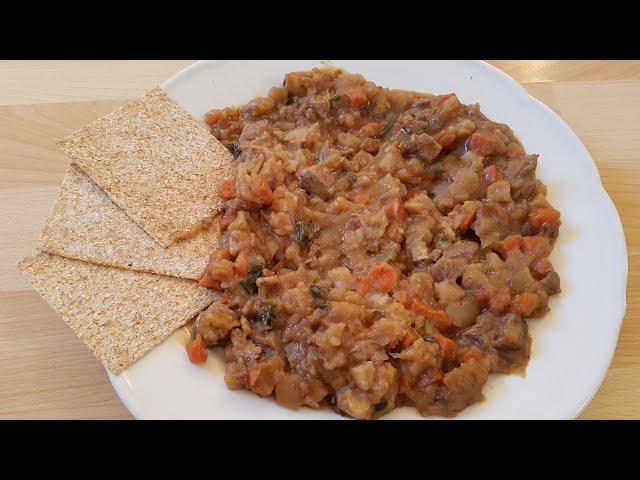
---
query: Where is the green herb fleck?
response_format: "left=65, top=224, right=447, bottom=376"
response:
left=227, top=143, right=241, bottom=158
left=294, top=221, right=306, bottom=243
left=240, top=262, right=263, bottom=295
left=380, top=121, right=394, bottom=138
left=256, top=304, right=275, bottom=326
left=344, top=172, right=357, bottom=184
left=423, top=335, right=437, bottom=344
left=428, top=164, right=445, bottom=175
left=309, top=284, right=329, bottom=309
left=439, top=234, right=452, bottom=243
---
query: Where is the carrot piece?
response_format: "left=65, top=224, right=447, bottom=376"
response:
left=532, top=257, right=553, bottom=277
left=483, top=165, right=503, bottom=184
left=458, top=210, right=476, bottom=233
left=219, top=179, right=236, bottom=200
left=343, top=87, right=368, bottom=109
left=415, top=368, right=444, bottom=389
left=248, top=175, right=273, bottom=205
left=359, top=277, right=374, bottom=295
left=488, top=288, right=511, bottom=314
left=435, top=130, right=456, bottom=148
left=369, top=261, right=399, bottom=291
left=186, top=337, right=208, bottom=365
left=469, top=132, right=500, bottom=156
left=354, top=189, right=371, bottom=205
left=233, top=251, right=250, bottom=276
left=219, top=215, right=235, bottom=232
left=502, top=235, right=523, bottom=255
left=433, top=333, right=457, bottom=361
left=401, top=329, right=421, bottom=349
left=469, top=285, right=492, bottom=305
left=203, top=109, right=226, bottom=127
left=528, top=208, right=561, bottom=229
left=394, top=290, right=411, bottom=308
left=460, top=347, right=484, bottom=363
left=360, top=261, right=398, bottom=294
left=409, top=299, right=430, bottom=316
left=410, top=300, right=452, bottom=330
left=198, top=272, right=221, bottom=289
left=507, top=143, right=525, bottom=159
left=435, top=93, right=456, bottom=105
left=360, top=121, right=384, bottom=137
left=520, top=235, right=550, bottom=256
left=513, top=292, right=539, bottom=317
left=385, top=200, right=406, bottom=221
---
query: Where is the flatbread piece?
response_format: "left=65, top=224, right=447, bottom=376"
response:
left=40, top=164, right=217, bottom=280
left=57, top=87, right=233, bottom=247
left=18, top=252, right=216, bottom=374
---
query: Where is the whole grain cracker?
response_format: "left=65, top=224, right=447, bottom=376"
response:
left=56, top=87, right=233, bottom=247
left=18, top=252, right=216, bottom=374
left=40, top=164, right=217, bottom=280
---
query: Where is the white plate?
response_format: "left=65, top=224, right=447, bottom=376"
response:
left=108, top=60, right=628, bottom=420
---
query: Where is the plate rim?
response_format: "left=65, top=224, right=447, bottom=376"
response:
left=109, top=60, right=628, bottom=420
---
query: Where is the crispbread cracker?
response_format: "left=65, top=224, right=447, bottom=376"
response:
left=56, top=87, right=233, bottom=247
left=18, top=252, right=216, bottom=374
left=40, top=164, right=217, bottom=280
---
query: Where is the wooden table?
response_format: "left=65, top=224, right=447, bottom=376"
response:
left=1, top=61, right=637, bottom=419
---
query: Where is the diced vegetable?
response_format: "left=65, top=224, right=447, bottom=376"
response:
left=460, top=347, right=484, bottom=363
left=256, top=304, right=275, bottom=325
left=233, top=251, right=250, bottom=276
left=198, top=272, right=220, bottom=289
left=360, top=122, right=384, bottom=137
left=435, top=93, right=456, bottom=105
left=410, top=300, right=452, bottom=330
left=385, top=200, right=406, bottom=221
left=394, top=290, right=411, bottom=308
left=186, top=337, right=208, bottom=365
left=458, top=210, right=476, bottom=233
left=501, top=235, right=523, bottom=255
left=433, top=333, right=456, bottom=361
left=507, top=143, right=524, bottom=159
left=513, top=292, right=538, bottom=317
left=435, top=130, right=456, bottom=148
left=294, top=221, right=306, bottom=243
left=379, top=121, right=395, bottom=139
left=529, top=208, right=561, bottom=229
left=219, top=180, right=236, bottom=200
left=240, top=262, right=263, bottom=294
left=488, top=288, right=511, bottom=314
left=415, top=367, right=444, bottom=388
left=354, top=189, right=371, bottom=205
left=520, top=235, right=549, bottom=256
left=360, top=261, right=398, bottom=294
left=227, top=143, right=242, bottom=158
left=204, top=109, right=229, bottom=127
left=427, top=164, right=445, bottom=176
left=401, top=328, right=421, bottom=349
left=483, top=165, right=502, bottom=184
left=248, top=175, right=273, bottom=205
left=532, top=257, right=553, bottom=277
left=309, top=285, right=329, bottom=309
left=469, top=132, right=501, bottom=156
left=343, top=87, right=368, bottom=109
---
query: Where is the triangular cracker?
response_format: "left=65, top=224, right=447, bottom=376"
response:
left=57, top=87, right=233, bottom=247
left=40, top=164, right=217, bottom=280
left=18, top=252, right=216, bottom=374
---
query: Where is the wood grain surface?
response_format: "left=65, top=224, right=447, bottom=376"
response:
left=1, top=60, right=637, bottom=419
